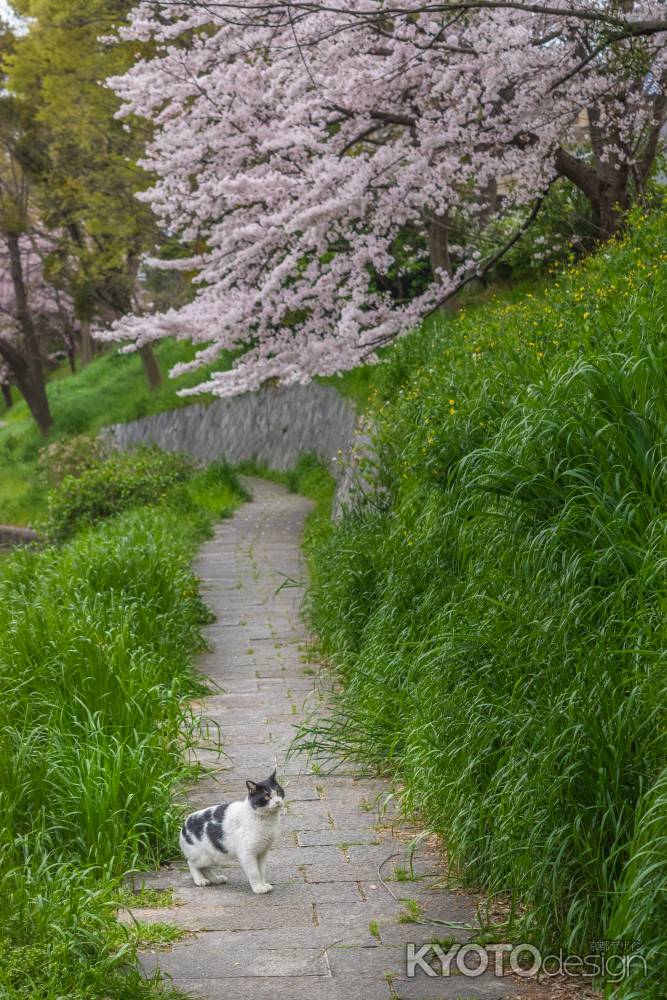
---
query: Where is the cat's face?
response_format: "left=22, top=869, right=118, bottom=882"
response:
left=246, top=770, right=285, bottom=813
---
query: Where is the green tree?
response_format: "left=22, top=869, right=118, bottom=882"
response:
left=6, top=0, right=162, bottom=386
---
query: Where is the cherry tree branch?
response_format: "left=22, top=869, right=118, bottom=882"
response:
left=427, top=185, right=552, bottom=314
left=360, top=184, right=554, bottom=356
left=154, top=1, right=667, bottom=42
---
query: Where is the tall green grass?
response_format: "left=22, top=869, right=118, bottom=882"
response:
left=0, top=461, right=245, bottom=998
left=302, top=208, right=667, bottom=997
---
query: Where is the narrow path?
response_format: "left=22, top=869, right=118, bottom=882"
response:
left=130, top=478, right=520, bottom=1000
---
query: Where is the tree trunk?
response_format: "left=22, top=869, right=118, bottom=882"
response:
left=1, top=382, right=11, bottom=410
left=593, top=189, right=629, bottom=240
left=64, top=333, right=77, bottom=373
left=555, top=147, right=631, bottom=240
left=6, top=232, right=53, bottom=435
left=427, top=213, right=452, bottom=278
left=13, top=366, right=54, bottom=435
left=127, top=256, right=163, bottom=390
left=427, top=213, right=459, bottom=312
left=555, top=84, right=647, bottom=242
left=79, top=319, right=94, bottom=366
left=139, top=343, right=162, bottom=389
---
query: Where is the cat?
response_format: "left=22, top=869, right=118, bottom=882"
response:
left=180, top=770, right=285, bottom=893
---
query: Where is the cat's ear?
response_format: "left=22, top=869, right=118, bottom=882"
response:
left=246, top=779, right=258, bottom=794
left=269, top=769, right=277, bottom=783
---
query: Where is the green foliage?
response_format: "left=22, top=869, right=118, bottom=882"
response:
left=483, top=177, right=597, bottom=280
left=0, top=337, right=234, bottom=525
left=605, top=766, right=667, bottom=1000
left=42, top=338, right=229, bottom=432
left=114, top=886, right=174, bottom=910
left=301, top=207, right=667, bottom=997
left=185, top=460, right=251, bottom=520
left=108, top=921, right=189, bottom=951
left=282, top=453, right=334, bottom=507
left=45, top=447, right=193, bottom=541
left=0, top=458, right=245, bottom=998
left=39, top=433, right=111, bottom=486
left=7, top=0, right=156, bottom=318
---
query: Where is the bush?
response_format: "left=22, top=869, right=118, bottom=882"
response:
left=302, top=206, right=667, bottom=998
left=45, top=447, right=193, bottom=541
left=39, top=433, right=111, bottom=486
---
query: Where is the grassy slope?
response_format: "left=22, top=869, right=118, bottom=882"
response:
left=0, top=463, right=246, bottom=999
left=301, top=207, right=667, bottom=997
left=0, top=339, right=233, bottom=526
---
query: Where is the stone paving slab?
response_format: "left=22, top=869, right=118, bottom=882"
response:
left=119, top=903, right=316, bottom=931
left=141, top=940, right=328, bottom=979
left=172, top=976, right=392, bottom=1000
left=125, top=478, right=546, bottom=1000
left=393, top=978, right=514, bottom=1000
left=297, top=827, right=381, bottom=847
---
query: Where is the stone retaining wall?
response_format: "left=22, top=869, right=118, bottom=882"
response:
left=103, top=383, right=358, bottom=479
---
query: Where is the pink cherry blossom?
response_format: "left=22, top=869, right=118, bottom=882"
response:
left=100, top=1, right=667, bottom=396
left=0, top=230, right=77, bottom=348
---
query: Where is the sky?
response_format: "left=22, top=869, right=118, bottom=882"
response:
left=0, top=2, right=22, bottom=28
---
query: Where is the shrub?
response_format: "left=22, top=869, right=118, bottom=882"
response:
left=39, top=433, right=111, bottom=486
left=45, top=447, right=193, bottom=541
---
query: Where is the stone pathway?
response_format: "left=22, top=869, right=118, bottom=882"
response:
left=127, top=478, right=529, bottom=1000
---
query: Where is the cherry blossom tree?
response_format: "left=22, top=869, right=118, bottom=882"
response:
left=0, top=241, right=52, bottom=434
left=0, top=119, right=55, bottom=435
left=102, top=0, right=667, bottom=396
left=0, top=79, right=81, bottom=432
left=0, top=226, right=83, bottom=432
left=7, top=0, right=166, bottom=386
left=0, top=30, right=63, bottom=433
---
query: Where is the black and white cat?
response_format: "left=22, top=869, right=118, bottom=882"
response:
left=180, top=770, right=285, bottom=893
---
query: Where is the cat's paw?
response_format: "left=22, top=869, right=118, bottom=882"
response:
left=252, top=882, right=273, bottom=894
left=192, top=874, right=211, bottom=887
left=207, top=872, right=228, bottom=885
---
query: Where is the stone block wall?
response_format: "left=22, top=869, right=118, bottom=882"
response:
left=103, top=383, right=358, bottom=479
